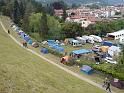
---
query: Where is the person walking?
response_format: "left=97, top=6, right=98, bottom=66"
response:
left=8, top=30, right=10, bottom=34
left=106, top=80, right=111, bottom=92
left=102, top=77, right=108, bottom=88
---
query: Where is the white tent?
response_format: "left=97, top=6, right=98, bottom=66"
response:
left=108, top=46, right=121, bottom=57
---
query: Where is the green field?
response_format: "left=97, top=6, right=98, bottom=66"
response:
left=0, top=19, right=106, bottom=93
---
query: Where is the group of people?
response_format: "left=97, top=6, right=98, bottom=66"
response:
left=102, top=77, right=111, bottom=92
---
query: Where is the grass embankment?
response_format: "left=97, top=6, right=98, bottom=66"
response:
left=0, top=18, right=106, bottom=93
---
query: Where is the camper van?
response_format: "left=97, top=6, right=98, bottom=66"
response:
left=107, top=30, right=124, bottom=40
left=82, top=36, right=94, bottom=44
left=90, top=35, right=102, bottom=42
left=120, top=37, right=124, bottom=44
left=76, top=37, right=86, bottom=44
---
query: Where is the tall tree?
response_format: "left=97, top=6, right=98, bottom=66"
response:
left=19, top=1, right=25, bottom=19
left=12, top=0, right=20, bottom=24
left=40, top=9, right=48, bottom=39
left=62, top=8, right=67, bottom=21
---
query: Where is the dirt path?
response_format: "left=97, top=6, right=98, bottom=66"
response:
left=0, top=20, right=115, bottom=93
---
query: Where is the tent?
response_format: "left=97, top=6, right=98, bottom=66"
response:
left=24, top=36, right=30, bottom=42
left=72, top=49, right=92, bottom=55
left=100, top=46, right=109, bottom=52
left=60, top=56, right=70, bottom=63
left=108, top=46, right=121, bottom=57
left=28, top=39, right=33, bottom=45
left=40, top=48, right=48, bottom=54
left=32, top=42, right=39, bottom=48
left=111, top=79, right=124, bottom=89
left=80, top=65, right=93, bottom=75
left=47, top=40, right=55, bottom=44
left=56, top=47, right=64, bottom=52
left=102, top=41, right=113, bottom=47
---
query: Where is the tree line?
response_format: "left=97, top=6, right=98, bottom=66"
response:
left=0, top=0, right=124, bottom=40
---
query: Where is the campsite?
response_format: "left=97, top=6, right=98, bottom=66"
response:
left=0, top=0, right=124, bottom=93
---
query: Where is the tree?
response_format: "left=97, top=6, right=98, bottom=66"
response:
left=62, top=22, right=83, bottom=38
left=19, top=1, right=25, bottom=19
left=12, top=0, right=20, bottom=24
left=40, top=10, right=48, bottom=39
left=62, top=8, right=67, bottom=21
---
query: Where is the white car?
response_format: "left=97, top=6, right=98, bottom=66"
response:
left=104, top=57, right=117, bottom=64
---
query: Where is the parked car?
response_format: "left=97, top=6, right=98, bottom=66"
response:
left=104, top=57, right=117, bottom=64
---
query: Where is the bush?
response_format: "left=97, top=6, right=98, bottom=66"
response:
left=76, top=59, right=124, bottom=80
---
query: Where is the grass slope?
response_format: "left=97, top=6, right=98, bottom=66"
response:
left=0, top=20, right=106, bottom=93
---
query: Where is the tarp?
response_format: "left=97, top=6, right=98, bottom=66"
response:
left=100, top=46, right=109, bottom=52
left=72, top=49, right=92, bottom=55
left=56, top=47, right=64, bottom=52
left=47, top=40, right=55, bottom=44
left=80, top=65, right=93, bottom=74
left=102, top=41, right=113, bottom=47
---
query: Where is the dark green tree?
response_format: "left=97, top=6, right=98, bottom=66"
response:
left=62, top=22, right=83, bottom=38
left=12, top=0, right=20, bottom=24
left=19, top=1, right=25, bottom=19
left=62, top=8, right=67, bottom=21
left=40, top=9, right=48, bottom=39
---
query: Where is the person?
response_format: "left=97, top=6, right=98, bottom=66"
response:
left=106, top=80, right=111, bottom=92
left=8, top=30, right=10, bottom=34
left=102, top=77, right=108, bottom=88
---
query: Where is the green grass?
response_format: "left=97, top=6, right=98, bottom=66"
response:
left=0, top=18, right=107, bottom=93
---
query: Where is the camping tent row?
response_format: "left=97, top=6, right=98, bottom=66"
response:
left=11, top=24, right=33, bottom=45
left=47, top=40, right=64, bottom=53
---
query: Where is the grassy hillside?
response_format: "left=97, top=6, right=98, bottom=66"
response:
left=0, top=20, right=106, bottom=93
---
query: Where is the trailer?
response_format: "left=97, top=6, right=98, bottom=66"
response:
left=76, top=37, right=86, bottom=44
left=90, top=35, right=102, bottom=42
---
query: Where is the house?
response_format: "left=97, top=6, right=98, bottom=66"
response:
left=107, top=30, right=124, bottom=40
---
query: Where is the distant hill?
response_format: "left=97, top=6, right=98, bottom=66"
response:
left=36, top=0, right=124, bottom=5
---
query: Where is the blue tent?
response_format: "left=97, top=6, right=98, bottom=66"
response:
left=40, top=48, right=48, bottom=54
left=28, top=39, right=33, bottom=45
left=80, top=65, right=93, bottom=75
left=72, top=49, right=92, bottom=55
left=20, top=33, right=25, bottom=38
left=102, top=41, right=113, bottom=47
left=56, top=47, right=64, bottom=52
left=47, top=40, right=55, bottom=44
left=24, top=36, right=30, bottom=42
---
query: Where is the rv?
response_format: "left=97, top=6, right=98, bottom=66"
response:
left=76, top=37, right=86, bottom=44
left=107, top=30, right=124, bottom=40
left=90, top=35, right=102, bottom=42
left=120, top=37, right=124, bottom=44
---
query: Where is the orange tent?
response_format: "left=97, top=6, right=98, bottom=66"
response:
left=100, top=46, right=109, bottom=52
